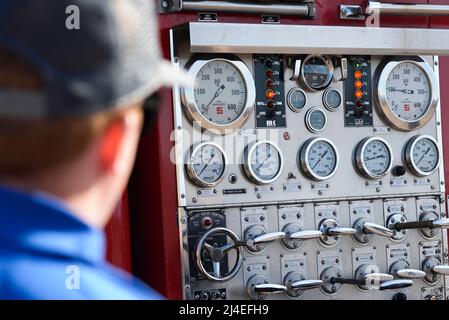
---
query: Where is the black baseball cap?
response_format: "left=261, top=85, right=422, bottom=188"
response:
left=0, top=0, right=191, bottom=119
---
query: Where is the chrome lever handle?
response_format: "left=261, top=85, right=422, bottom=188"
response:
left=363, top=222, right=394, bottom=237
left=253, top=283, right=287, bottom=295
left=365, top=273, right=394, bottom=282
left=326, top=227, right=357, bottom=236
left=366, top=1, right=449, bottom=16
left=290, top=279, right=323, bottom=290
left=289, top=230, right=323, bottom=240
left=379, top=279, right=413, bottom=291
left=431, top=218, right=449, bottom=229
left=249, top=232, right=285, bottom=246
left=432, top=265, right=449, bottom=275
left=396, top=269, right=426, bottom=279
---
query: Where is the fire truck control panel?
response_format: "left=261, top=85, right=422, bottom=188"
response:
left=169, top=21, right=449, bottom=300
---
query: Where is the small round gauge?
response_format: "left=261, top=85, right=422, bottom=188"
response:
left=182, top=58, right=256, bottom=134
left=305, top=107, right=327, bottom=133
left=186, top=142, right=227, bottom=187
left=375, top=57, right=438, bottom=131
left=355, top=137, right=393, bottom=179
left=405, top=135, right=440, bottom=176
left=323, top=88, right=342, bottom=111
left=300, top=138, right=339, bottom=181
left=301, top=55, right=334, bottom=91
left=243, top=141, right=284, bottom=184
left=287, top=88, right=307, bottom=112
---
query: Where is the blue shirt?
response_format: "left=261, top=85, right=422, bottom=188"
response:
left=0, top=186, right=163, bottom=300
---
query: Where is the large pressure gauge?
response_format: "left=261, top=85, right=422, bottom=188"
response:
left=405, top=135, right=441, bottom=177
left=186, top=142, right=227, bottom=187
left=375, top=57, right=438, bottom=131
left=182, top=58, right=256, bottom=134
left=243, top=141, right=284, bottom=185
left=300, top=138, right=339, bottom=181
left=300, top=55, right=334, bottom=91
left=355, top=137, right=393, bottom=179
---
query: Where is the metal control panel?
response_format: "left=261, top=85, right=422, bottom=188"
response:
left=171, top=24, right=448, bottom=300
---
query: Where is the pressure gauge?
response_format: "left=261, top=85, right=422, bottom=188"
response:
left=300, top=55, right=334, bottom=91
left=243, top=141, right=284, bottom=185
left=405, top=135, right=440, bottom=177
left=182, top=58, right=256, bottom=134
left=300, top=138, right=339, bottom=181
left=323, top=88, right=342, bottom=111
left=287, top=88, right=307, bottom=112
left=375, top=57, right=438, bottom=131
left=305, top=107, right=327, bottom=133
left=355, top=137, right=393, bottom=179
left=186, top=142, right=227, bottom=187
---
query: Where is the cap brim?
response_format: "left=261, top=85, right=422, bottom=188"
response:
left=157, top=60, right=194, bottom=89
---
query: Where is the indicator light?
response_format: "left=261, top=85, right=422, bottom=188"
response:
left=356, top=100, right=363, bottom=108
left=354, top=70, right=363, bottom=79
left=266, top=89, right=275, bottom=100
left=265, top=59, right=273, bottom=68
left=266, top=100, right=275, bottom=109
left=201, top=217, right=213, bottom=229
left=354, top=80, right=363, bottom=90
left=355, top=90, right=364, bottom=100
left=266, top=79, right=274, bottom=89
left=265, top=69, right=274, bottom=78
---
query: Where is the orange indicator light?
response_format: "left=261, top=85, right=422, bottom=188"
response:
left=354, top=70, right=363, bottom=79
left=355, top=90, right=363, bottom=100
left=354, top=80, right=363, bottom=90
left=266, top=89, right=275, bottom=100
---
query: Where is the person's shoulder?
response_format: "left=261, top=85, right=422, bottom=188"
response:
left=0, top=249, right=163, bottom=300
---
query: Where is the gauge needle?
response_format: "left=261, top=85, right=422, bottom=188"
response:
left=365, top=155, right=386, bottom=161
left=416, top=147, right=431, bottom=165
left=312, top=151, right=328, bottom=170
left=203, top=85, right=226, bottom=114
left=391, top=89, right=415, bottom=94
left=199, top=151, right=215, bottom=176
left=255, top=154, right=271, bottom=173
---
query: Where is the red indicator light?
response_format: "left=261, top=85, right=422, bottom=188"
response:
left=201, top=217, right=213, bottom=229
left=266, top=79, right=274, bottom=89
left=354, top=70, right=363, bottom=79
left=266, top=100, right=275, bottom=109
left=265, top=69, right=274, bottom=78
left=354, top=80, right=363, bottom=90
left=266, top=89, right=275, bottom=100
left=355, top=90, right=363, bottom=100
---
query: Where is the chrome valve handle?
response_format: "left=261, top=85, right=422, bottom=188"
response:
left=379, top=280, right=413, bottom=291
left=326, top=227, right=357, bottom=236
left=432, top=265, right=449, bottom=275
left=289, top=230, right=323, bottom=240
left=195, top=227, right=243, bottom=283
left=291, top=279, right=323, bottom=290
left=248, top=231, right=286, bottom=246
left=254, top=283, right=288, bottom=294
left=396, top=269, right=426, bottom=279
left=363, top=222, right=395, bottom=237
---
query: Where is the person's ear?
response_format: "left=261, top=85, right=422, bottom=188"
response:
left=98, top=117, right=126, bottom=172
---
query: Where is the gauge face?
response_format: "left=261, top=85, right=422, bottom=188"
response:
left=287, top=88, right=307, bottom=112
left=305, top=107, right=327, bottom=133
left=301, top=55, right=334, bottom=91
left=405, top=135, right=440, bottom=176
left=356, top=137, right=393, bottom=179
left=244, top=141, right=283, bottom=184
left=376, top=58, right=438, bottom=131
left=300, top=138, right=339, bottom=181
left=186, top=142, right=226, bottom=187
left=323, top=89, right=342, bottom=111
left=182, top=59, right=256, bottom=133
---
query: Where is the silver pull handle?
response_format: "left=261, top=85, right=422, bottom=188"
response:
left=293, top=59, right=302, bottom=81
left=289, top=230, right=323, bottom=240
left=397, top=269, right=426, bottom=279
left=249, top=232, right=285, bottom=246
left=365, top=273, right=394, bottom=282
left=363, top=222, right=395, bottom=237
left=379, top=279, right=414, bottom=291
left=290, top=279, right=323, bottom=290
left=431, top=218, right=449, bottom=229
left=253, top=283, right=287, bottom=295
left=326, top=227, right=357, bottom=236
left=432, top=265, right=449, bottom=275
left=366, top=1, right=449, bottom=16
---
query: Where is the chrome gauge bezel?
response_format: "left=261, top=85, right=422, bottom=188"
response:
left=323, top=88, right=343, bottom=112
left=305, top=107, right=327, bottom=133
left=287, top=88, right=307, bottom=112
left=299, top=137, right=339, bottom=181
left=185, top=141, right=227, bottom=188
left=355, top=137, right=394, bottom=180
left=243, top=140, right=284, bottom=185
left=300, top=55, right=334, bottom=92
left=375, top=57, right=439, bottom=132
left=181, top=58, right=256, bottom=135
left=404, top=135, right=441, bottom=177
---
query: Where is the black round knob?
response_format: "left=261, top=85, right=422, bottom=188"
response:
left=392, top=292, right=407, bottom=300
left=392, top=165, right=406, bottom=177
